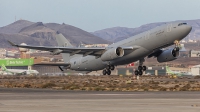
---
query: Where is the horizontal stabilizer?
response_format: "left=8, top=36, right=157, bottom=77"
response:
left=7, top=40, right=17, bottom=46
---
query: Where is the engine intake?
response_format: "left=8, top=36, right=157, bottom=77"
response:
left=101, top=47, right=124, bottom=61
left=157, top=48, right=179, bottom=63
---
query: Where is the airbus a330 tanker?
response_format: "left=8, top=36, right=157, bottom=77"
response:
left=8, top=22, right=192, bottom=75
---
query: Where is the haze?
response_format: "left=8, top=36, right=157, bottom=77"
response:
left=1, top=0, right=200, bottom=32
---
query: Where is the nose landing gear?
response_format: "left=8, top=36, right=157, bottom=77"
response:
left=174, top=40, right=180, bottom=51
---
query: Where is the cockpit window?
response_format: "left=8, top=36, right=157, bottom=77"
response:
left=178, top=23, right=187, bottom=26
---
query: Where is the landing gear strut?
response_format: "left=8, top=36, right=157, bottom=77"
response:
left=135, top=59, right=147, bottom=76
left=103, top=65, right=115, bottom=75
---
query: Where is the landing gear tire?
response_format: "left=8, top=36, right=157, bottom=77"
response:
left=135, top=70, right=139, bottom=76
left=143, top=66, right=147, bottom=71
left=107, top=69, right=111, bottom=75
left=110, top=65, right=115, bottom=70
left=139, top=70, right=143, bottom=76
left=103, top=70, right=107, bottom=75
left=138, top=66, right=143, bottom=71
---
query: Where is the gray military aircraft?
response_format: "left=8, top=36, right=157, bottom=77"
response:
left=8, top=22, right=192, bottom=75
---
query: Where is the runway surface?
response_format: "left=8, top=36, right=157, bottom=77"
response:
left=0, top=88, right=200, bottom=112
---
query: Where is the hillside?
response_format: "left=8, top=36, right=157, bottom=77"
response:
left=0, top=20, right=110, bottom=48
left=0, top=20, right=34, bottom=34
left=45, top=23, right=109, bottom=45
left=92, top=19, right=200, bottom=42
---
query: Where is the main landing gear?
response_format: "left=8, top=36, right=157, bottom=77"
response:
left=135, top=59, right=147, bottom=76
left=103, top=65, right=115, bottom=75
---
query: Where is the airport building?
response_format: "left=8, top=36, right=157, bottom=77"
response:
left=189, top=50, right=200, bottom=57
left=190, top=65, right=200, bottom=76
left=117, top=66, right=166, bottom=76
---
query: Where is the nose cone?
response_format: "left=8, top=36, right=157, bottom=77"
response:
left=181, top=25, right=192, bottom=37
left=185, top=25, right=192, bottom=33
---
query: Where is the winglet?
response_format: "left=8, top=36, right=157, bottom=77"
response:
left=7, top=40, right=17, bottom=46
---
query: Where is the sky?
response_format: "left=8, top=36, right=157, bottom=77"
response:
left=1, top=0, right=200, bottom=32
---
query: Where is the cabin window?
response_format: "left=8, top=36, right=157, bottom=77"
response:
left=178, top=23, right=187, bottom=26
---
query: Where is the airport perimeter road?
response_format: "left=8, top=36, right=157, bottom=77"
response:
left=0, top=88, right=200, bottom=112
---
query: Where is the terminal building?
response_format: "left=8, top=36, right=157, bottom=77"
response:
left=189, top=50, right=200, bottom=57
left=117, top=66, right=166, bottom=76
left=190, top=65, right=200, bottom=76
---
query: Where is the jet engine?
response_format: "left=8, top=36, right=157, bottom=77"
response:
left=19, top=43, right=28, bottom=52
left=157, top=48, right=179, bottom=63
left=101, top=47, right=124, bottom=61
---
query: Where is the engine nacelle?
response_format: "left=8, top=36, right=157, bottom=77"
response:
left=101, top=47, right=124, bottom=61
left=19, top=43, right=28, bottom=52
left=157, top=48, right=179, bottom=63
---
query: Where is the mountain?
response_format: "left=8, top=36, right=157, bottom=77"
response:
left=92, top=27, right=136, bottom=43
left=0, top=20, right=34, bottom=34
left=45, top=23, right=109, bottom=45
left=92, top=19, right=200, bottom=42
left=0, top=20, right=110, bottom=48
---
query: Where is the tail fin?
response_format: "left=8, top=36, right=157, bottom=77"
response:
left=55, top=32, right=73, bottom=47
left=1, top=64, right=7, bottom=71
left=55, top=32, right=81, bottom=63
left=165, top=66, right=172, bottom=73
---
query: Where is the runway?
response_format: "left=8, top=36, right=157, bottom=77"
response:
left=0, top=88, right=200, bottom=112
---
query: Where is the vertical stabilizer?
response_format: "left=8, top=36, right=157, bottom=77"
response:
left=166, top=66, right=172, bottom=73
left=55, top=32, right=81, bottom=63
left=1, top=64, right=7, bottom=71
left=55, top=32, right=73, bottom=47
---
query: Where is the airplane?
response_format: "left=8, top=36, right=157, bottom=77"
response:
left=166, top=66, right=193, bottom=77
left=0, top=64, right=39, bottom=75
left=7, top=22, right=192, bottom=76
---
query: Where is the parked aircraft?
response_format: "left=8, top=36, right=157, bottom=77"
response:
left=0, top=64, right=39, bottom=75
left=8, top=22, right=192, bottom=75
left=166, top=66, right=193, bottom=77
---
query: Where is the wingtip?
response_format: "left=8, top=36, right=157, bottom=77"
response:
left=7, top=40, right=16, bottom=46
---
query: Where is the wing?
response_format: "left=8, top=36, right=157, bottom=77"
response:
left=8, top=40, right=139, bottom=56
left=34, top=62, right=70, bottom=66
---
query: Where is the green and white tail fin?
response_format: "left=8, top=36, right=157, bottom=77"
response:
left=55, top=32, right=81, bottom=63
left=1, top=64, right=7, bottom=71
left=166, top=66, right=172, bottom=73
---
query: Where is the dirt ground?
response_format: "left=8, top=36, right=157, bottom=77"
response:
left=0, top=75, right=200, bottom=91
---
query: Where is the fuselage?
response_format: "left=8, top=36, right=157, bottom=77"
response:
left=69, top=22, right=192, bottom=71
